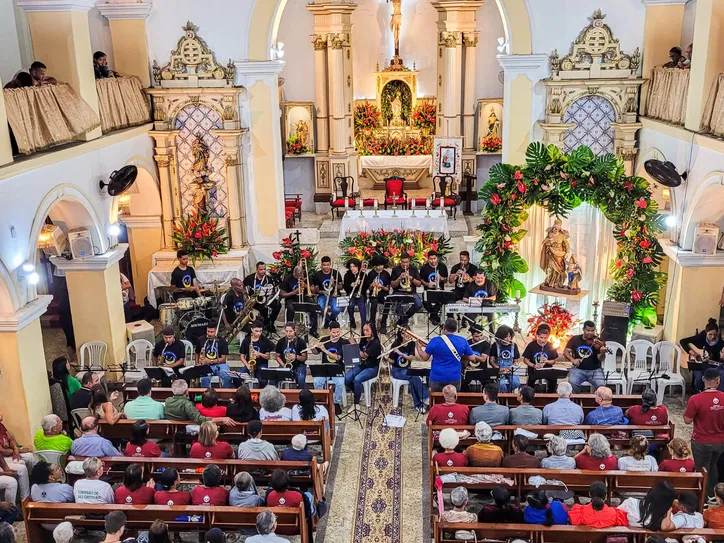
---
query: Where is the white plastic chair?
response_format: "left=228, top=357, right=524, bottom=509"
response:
left=79, top=341, right=108, bottom=371
left=626, top=339, right=655, bottom=394
left=388, top=359, right=409, bottom=408
left=361, top=373, right=380, bottom=408
left=124, top=339, right=153, bottom=383
left=601, top=341, right=628, bottom=394
left=652, top=341, right=686, bottom=404
left=181, top=340, right=195, bottom=366
left=35, top=450, right=67, bottom=482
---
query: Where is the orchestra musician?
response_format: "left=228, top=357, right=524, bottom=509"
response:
left=388, top=329, right=429, bottom=413
left=449, top=251, right=477, bottom=301
left=311, top=321, right=348, bottom=415
left=243, top=262, right=281, bottom=333
left=315, top=256, right=343, bottom=329
left=222, top=278, right=247, bottom=334
left=488, top=325, right=520, bottom=393
left=366, top=256, right=391, bottom=334
left=279, top=266, right=319, bottom=338
left=413, top=318, right=473, bottom=392
left=195, top=324, right=231, bottom=388
left=344, top=323, right=382, bottom=407
left=239, top=320, right=275, bottom=387
left=467, top=324, right=491, bottom=369
left=275, top=322, right=308, bottom=388
left=680, top=318, right=724, bottom=393
left=420, top=250, right=448, bottom=326
left=462, top=269, right=497, bottom=303
left=153, top=327, right=186, bottom=386
left=343, top=258, right=368, bottom=329
left=564, top=320, right=607, bottom=393
left=522, top=323, right=562, bottom=393
left=170, top=249, right=200, bottom=299
left=390, top=254, right=422, bottom=326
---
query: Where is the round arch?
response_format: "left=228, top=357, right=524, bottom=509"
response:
left=679, top=171, right=724, bottom=251
left=109, top=158, right=163, bottom=223
left=0, top=258, right=21, bottom=313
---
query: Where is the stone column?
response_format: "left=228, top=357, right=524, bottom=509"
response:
left=150, top=131, right=179, bottom=248
left=96, top=0, right=154, bottom=88
left=17, top=0, right=101, bottom=140
left=0, top=296, right=53, bottom=447
left=312, top=34, right=330, bottom=154
left=463, top=32, right=479, bottom=151
left=213, top=129, right=247, bottom=249
left=0, top=78, right=12, bottom=166
left=439, top=31, right=463, bottom=137
left=119, top=216, right=163, bottom=304
left=611, top=122, right=643, bottom=176
left=327, top=33, right=347, bottom=155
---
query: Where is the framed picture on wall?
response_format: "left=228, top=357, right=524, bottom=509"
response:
left=476, top=98, right=503, bottom=154
left=282, top=102, right=315, bottom=157
left=438, top=146, right=457, bottom=175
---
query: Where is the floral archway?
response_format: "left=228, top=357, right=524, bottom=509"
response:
left=476, top=143, right=666, bottom=326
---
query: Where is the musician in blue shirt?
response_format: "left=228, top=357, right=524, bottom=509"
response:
left=414, top=318, right=473, bottom=392
left=488, top=325, right=520, bottom=393
left=462, top=270, right=497, bottom=303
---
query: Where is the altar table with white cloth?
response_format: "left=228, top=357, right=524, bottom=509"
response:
left=147, top=259, right=245, bottom=308
left=338, top=210, right=449, bottom=242
left=358, top=155, right=433, bottom=186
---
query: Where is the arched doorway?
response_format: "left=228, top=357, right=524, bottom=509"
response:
left=563, top=95, right=616, bottom=156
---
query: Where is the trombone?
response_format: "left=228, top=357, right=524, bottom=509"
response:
left=298, top=259, right=313, bottom=302
left=351, top=261, right=369, bottom=298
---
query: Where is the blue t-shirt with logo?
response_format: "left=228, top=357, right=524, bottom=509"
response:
left=426, top=334, right=474, bottom=383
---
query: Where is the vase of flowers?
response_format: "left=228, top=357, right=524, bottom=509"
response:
left=527, top=302, right=578, bottom=349
left=479, top=135, right=502, bottom=153
left=354, top=101, right=382, bottom=132
left=339, top=229, right=452, bottom=265
left=171, top=210, right=229, bottom=262
left=286, top=133, right=311, bottom=156
left=412, top=102, right=437, bottom=135
left=269, top=236, right=318, bottom=282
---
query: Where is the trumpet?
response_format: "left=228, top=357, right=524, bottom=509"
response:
left=399, top=267, right=412, bottom=292
left=456, top=265, right=469, bottom=289
left=284, top=338, right=296, bottom=368
left=400, top=327, right=429, bottom=347
left=371, top=276, right=382, bottom=297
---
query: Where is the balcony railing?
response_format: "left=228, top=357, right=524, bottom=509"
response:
left=701, top=73, right=724, bottom=137
left=96, top=76, right=151, bottom=134
left=645, top=67, right=689, bottom=126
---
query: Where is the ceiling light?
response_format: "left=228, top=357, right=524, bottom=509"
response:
left=28, top=272, right=39, bottom=285
left=665, top=215, right=677, bottom=228
left=22, top=262, right=34, bottom=273
left=108, top=223, right=121, bottom=237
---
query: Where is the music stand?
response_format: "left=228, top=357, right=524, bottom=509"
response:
left=178, top=365, right=215, bottom=386
left=463, top=368, right=498, bottom=393
left=385, top=294, right=414, bottom=327
left=338, top=343, right=365, bottom=428
left=309, top=364, right=345, bottom=419
left=144, top=367, right=175, bottom=387
left=259, top=367, right=294, bottom=388
left=425, top=290, right=456, bottom=338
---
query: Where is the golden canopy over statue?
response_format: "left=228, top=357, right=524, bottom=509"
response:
left=540, top=219, right=571, bottom=290
left=190, top=136, right=216, bottom=214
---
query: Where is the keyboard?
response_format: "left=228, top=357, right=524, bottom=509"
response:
left=445, top=303, right=520, bottom=314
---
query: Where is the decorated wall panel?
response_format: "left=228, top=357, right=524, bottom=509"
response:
left=563, top=96, right=615, bottom=156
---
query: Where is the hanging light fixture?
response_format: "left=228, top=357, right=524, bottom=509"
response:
left=118, top=192, right=132, bottom=212
left=38, top=225, right=66, bottom=256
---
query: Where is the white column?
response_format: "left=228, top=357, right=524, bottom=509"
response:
left=213, top=130, right=247, bottom=249
left=440, top=31, right=463, bottom=137
left=312, top=34, right=329, bottom=154
left=343, top=33, right=355, bottom=153
left=463, top=32, right=478, bottom=151
left=327, top=33, right=347, bottom=155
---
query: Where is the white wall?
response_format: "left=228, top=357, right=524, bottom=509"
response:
left=88, top=7, right=114, bottom=67
left=283, top=158, right=316, bottom=212
left=681, top=0, right=696, bottom=50
left=0, top=0, right=23, bottom=83
left=474, top=0, right=505, bottom=100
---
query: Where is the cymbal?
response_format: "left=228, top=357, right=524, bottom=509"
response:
left=203, top=280, right=227, bottom=286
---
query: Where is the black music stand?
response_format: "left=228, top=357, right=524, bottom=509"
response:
left=144, top=367, right=175, bottom=387
left=259, top=367, right=294, bottom=388
left=425, top=290, right=456, bottom=338
left=310, top=364, right=345, bottom=419
left=294, top=301, right=321, bottom=339
left=338, top=343, right=365, bottom=428
left=463, top=367, right=499, bottom=393
left=385, top=294, right=414, bottom=327
left=178, top=365, right=215, bottom=386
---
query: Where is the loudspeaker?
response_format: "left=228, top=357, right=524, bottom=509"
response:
left=693, top=223, right=719, bottom=256
left=601, top=315, right=629, bottom=346
left=68, top=228, right=93, bottom=259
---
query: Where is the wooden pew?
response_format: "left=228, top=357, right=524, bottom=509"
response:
left=123, top=387, right=336, bottom=441
left=429, top=392, right=642, bottom=414
left=23, top=501, right=308, bottom=543
left=98, top=419, right=332, bottom=464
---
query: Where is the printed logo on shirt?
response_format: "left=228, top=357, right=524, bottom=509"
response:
left=279, top=497, right=286, bottom=505
left=446, top=459, right=453, bottom=467
left=396, top=354, right=405, bottom=366
left=203, top=340, right=218, bottom=360
left=163, top=350, right=178, bottom=364
left=576, top=345, right=593, bottom=359
left=182, top=274, right=192, bottom=288
left=135, top=446, right=142, bottom=454
left=499, top=349, right=512, bottom=361
left=233, top=301, right=244, bottom=314
left=326, top=346, right=338, bottom=364
left=650, top=415, right=657, bottom=422
left=427, top=272, right=437, bottom=283
left=599, top=463, right=605, bottom=470
left=714, top=398, right=720, bottom=405
left=203, top=495, right=210, bottom=503
left=680, top=467, right=686, bottom=472
left=474, top=289, right=488, bottom=298
left=448, top=412, right=454, bottom=418
left=126, top=496, right=133, bottom=503
left=321, top=276, right=332, bottom=290
left=205, top=451, right=212, bottom=459
left=41, top=491, right=47, bottom=498
left=533, top=351, right=549, bottom=365
left=167, top=500, right=175, bottom=505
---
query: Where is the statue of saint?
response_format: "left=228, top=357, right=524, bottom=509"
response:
left=294, top=120, right=309, bottom=147
left=390, top=91, right=404, bottom=126
left=190, top=137, right=216, bottom=214
left=567, top=254, right=583, bottom=292
left=540, top=219, right=570, bottom=290
left=487, top=109, right=501, bottom=140
left=389, top=0, right=402, bottom=57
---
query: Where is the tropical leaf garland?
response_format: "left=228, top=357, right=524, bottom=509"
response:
left=476, top=143, right=666, bottom=327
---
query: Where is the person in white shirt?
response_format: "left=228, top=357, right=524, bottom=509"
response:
left=671, top=491, right=704, bottom=529
left=73, top=457, right=114, bottom=504
left=618, top=481, right=676, bottom=530
left=259, top=387, right=292, bottom=421
left=246, top=510, right=290, bottom=543
left=617, top=435, right=659, bottom=472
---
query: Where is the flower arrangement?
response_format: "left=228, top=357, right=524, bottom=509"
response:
left=356, top=134, right=433, bottom=156
left=354, top=101, right=382, bottom=132
left=268, top=236, right=318, bottom=282
left=527, top=302, right=578, bottom=349
left=476, top=142, right=666, bottom=326
left=479, top=135, right=502, bottom=153
left=171, top=210, right=228, bottom=262
left=339, top=229, right=452, bottom=265
left=412, top=102, right=437, bottom=133
left=286, top=133, right=310, bottom=155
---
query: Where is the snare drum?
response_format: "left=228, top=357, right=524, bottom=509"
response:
left=176, top=298, right=196, bottom=311
left=158, top=303, right=178, bottom=327
left=336, top=296, right=351, bottom=308
left=194, top=296, right=214, bottom=309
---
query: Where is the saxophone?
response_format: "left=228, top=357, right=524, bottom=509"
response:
left=221, top=297, right=259, bottom=342
left=248, top=343, right=258, bottom=377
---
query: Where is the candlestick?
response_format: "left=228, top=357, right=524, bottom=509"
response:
left=373, top=198, right=378, bottom=217
left=411, top=198, right=416, bottom=216
left=425, top=197, right=431, bottom=217
left=358, top=200, right=364, bottom=218
left=439, top=196, right=445, bottom=216
left=516, top=290, right=521, bottom=299
left=344, top=197, right=349, bottom=211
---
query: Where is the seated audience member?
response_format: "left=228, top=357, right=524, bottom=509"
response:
left=3, top=71, right=33, bottom=89
left=102, top=511, right=129, bottom=543
left=672, top=491, right=704, bottom=529
left=441, top=487, right=477, bottom=530
left=584, top=386, right=627, bottom=425
left=30, top=461, right=74, bottom=503
left=541, top=435, right=576, bottom=469
left=0, top=457, right=22, bottom=504
left=659, top=438, right=694, bottom=472
left=617, top=436, right=658, bottom=471
left=570, top=482, right=628, bottom=527
left=226, top=385, right=260, bottom=422
left=0, top=413, right=37, bottom=480
left=524, top=490, right=568, bottom=525
left=625, top=388, right=668, bottom=429
left=259, top=387, right=292, bottom=421
left=426, top=385, right=469, bottom=426
left=93, top=51, right=118, bottom=79
left=618, top=481, right=676, bottom=530
left=575, top=433, right=617, bottom=470
left=191, top=421, right=234, bottom=460
left=663, top=46, right=683, bottom=68
left=433, top=428, right=467, bottom=468
left=265, top=469, right=315, bottom=518
left=73, top=457, right=114, bottom=504
left=191, top=464, right=228, bottom=506
left=238, top=420, right=279, bottom=460
left=292, top=389, right=330, bottom=422
left=205, top=527, right=228, bottom=543
left=542, top=382, right=584, bottom=425
left=125, top=419, right=162, bottom=458
left=165, top=379, right=235, bottom=426
left=502, top=434, right=539, bottom=468
left=34, top=414, right=72, bottom=453
left=147, top=520, right=171, bottom=543
left=71, top=417, right=121, bottom=457
left=89, top=384, right=123, bottom=424
left=281, top=434, right=313, bottom=462
left=52, top=356, right=81, bottom=402
left=70, top=371, right=100, bottom=411
left=470, top=383, right=509, bottom=427
left=196, top=388, right=227, bottom=418
left=247, top=510, right=290, bottom=543
left=154, top=468, right=191, bottom=506
left=508, top=386, right=542, bottom=425
left=124, top=378, right=165, bottom=420
left=0, top=523, right=14, bottom=543
left=114, top=463, right=155, bottom=505
left=29, top=61, right=57, bottom=86
left=704, top=483, right=724, bottom=528
left=478, top=487, right=523, bottom=523
left=53, top=522, right=75, bottom=543
left=229, top=471, right=265, bottom=507
left=465, top=421, right=503, bottom=467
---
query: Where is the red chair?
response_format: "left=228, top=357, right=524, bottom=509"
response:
left=284, top=193, right=302, bottom=224
left=407, top=196, right=428, bottom=208
left=330, top=176, right=356, bottom=219
left=383, top=176, right=407, bottom=209
left=432, top=175, right=460, bottom=218
left=361, top=198, right=377, bottom=209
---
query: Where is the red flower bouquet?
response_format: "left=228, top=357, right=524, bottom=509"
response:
left=171, top=210, right=228, bottom=262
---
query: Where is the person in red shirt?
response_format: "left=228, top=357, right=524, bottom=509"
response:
left=124, top=420, right=162, bottom=458
left=575, top=433, right=618, bottom=470
left=196, top=389, right=227, bottom=418
left=570, top=481, right=628, bottom=527
left=154, top=468, right=191, bottom=506
left=114, top=463, right=155, bottom=505
left=625, top=389, right=669, bottom=427
left=684, top=368, right=724, bottom=497
left=191, top=464, right=228, bottom=506
left=659, top=438, right=695, bottom=473
left=432, top=428, right=468, bottom=468
left=426, top=385, right=469, bottom=426
left=190, top=421, right=234, bottom=460
left=265, top=469, right=304, bottom=509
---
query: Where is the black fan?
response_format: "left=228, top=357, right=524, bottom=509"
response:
left=644, top=159, right=685, bottom=187
left=99, top=165, right=138, bottom=196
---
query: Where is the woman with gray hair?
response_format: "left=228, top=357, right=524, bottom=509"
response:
left=259, top=387, right=292, bottom=421
left=465, top=421, right=503, bottom=467
left=229, top=471, right=264, bottom=507
left=541, top=435, right=576, bottom=469
left=575, top=432, right=617, bottom=470
left=440, top=487, right=477, bottom=540
left=53, top=521, right=74, bottom=543
left=34, top=414, right=72, bottom=453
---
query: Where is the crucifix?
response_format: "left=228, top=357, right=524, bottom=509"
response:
left=389, top=0, right=402, bottom=58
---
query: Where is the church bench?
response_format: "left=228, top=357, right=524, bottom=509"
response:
left=122, top=387, right=336, bottom=440
left=22, top=500, right=308, bottom=543
left=429, top=392, right=642, bottom=414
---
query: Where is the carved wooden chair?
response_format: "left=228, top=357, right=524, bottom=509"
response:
left=432, top=175, right=460, bottom=218
left=330, top=176, right=356, bottom=219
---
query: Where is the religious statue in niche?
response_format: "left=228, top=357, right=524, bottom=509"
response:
left=390, top=91, right=405, bottom=127
left=487, top=109, right=501, bottom=140
left=294, top=120, right=310, bottom=148
left=540, top=219, right=571, bottom=292
left=190, top=136, right=216, bottom=214
left=567, top=254, right=583, bottom=294
left=388, top=0, right=402, bottom=58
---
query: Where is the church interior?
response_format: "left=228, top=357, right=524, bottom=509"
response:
left=1, top=0, right=724, bottom=541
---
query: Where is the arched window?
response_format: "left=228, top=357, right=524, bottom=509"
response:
left=563, top=95, right=616, bottom=156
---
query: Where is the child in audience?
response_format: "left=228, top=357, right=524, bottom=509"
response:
left=523, top=490, right=568, bottom=526
left=190, top=421, right=234, bottom=460
left=478, top=487, right=523, bottom=523
left=114, top=463, right=155, bottom=505
left=154, top=468, right=191, bottom=506
left=191, top=464, right=229, bottom=506
left=704, top=483, right=724, bottom=528
left=266, top=469, right=316, bottom=519
left=569, top=481, right=628, bottom=527
left=617, top=480, right=675, bottom=530
left=229, top=471, right=265, bottom=507
left=658, top=438, right=695, bottom=473
left=671, top=491, right=704, bottom=528
left=125, top=419, right=162, bottom=458
left=617, top=436, right=658, bottom=472
left=196, top=389, right=227, bottom=418
left=433, top=428, right=467, bottom=468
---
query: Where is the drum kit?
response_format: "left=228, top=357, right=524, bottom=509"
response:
left=157, top=280, right=228, bottom=341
